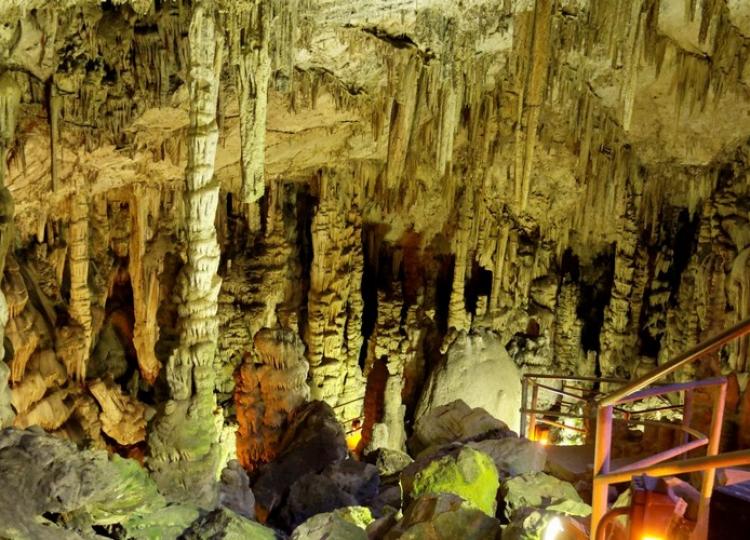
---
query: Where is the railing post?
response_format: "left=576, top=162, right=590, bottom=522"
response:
left=681, top=389, right=694, bottom=456
left=528, top=381, right=539, bottom=441
left=591, top=404, right=613, bottom=539
left=520, top=376, right=528, bottom=437
left=696, top=380, right=727, bottom=537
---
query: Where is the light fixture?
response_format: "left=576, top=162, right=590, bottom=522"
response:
left=543, top=517, right=565, bottom=540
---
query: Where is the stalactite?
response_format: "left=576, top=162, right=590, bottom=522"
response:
left=0, top=70, right=19, bottom=428
left=147, top=2, right=225, bottom=508
left=516, top=0, right=552, bottom=212
left=129, top=185, right=162, bottom=384
left=231, top=2, right=271, bottom=205
left=66, top=178, right=92, bottom=382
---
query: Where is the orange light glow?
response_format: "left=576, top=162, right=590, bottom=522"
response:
left=346, top=430, right=362, bottom=452
left=641, top=537, right=665, bottom=540
left=533, top=426, right=550, bottom=445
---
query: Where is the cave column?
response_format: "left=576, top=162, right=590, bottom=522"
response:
left=305, top=170, right=366, bottom=424
left=0, top=71, right=20, bottom=428
left=147, top=2, right=225, bottom=507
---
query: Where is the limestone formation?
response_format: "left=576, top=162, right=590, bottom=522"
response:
left=305, top=170, right=366, bottom=423
left=146, top=2, right=225, bottom=507
left=2, top=0, right=750, bottom=536
left=235, top=327, right=310, bottom=470
left=416, top=330, right=523, bottom=431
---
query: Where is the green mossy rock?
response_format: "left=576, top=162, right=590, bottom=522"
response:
left=410, top=446, right=499, bottom=516
left=291, top=507, right=373, bottom=540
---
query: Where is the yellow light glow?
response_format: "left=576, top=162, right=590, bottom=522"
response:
left=543, top=517, right=564, bottom=540
left=641, top=537, right=665, bottom=540
left=346, top=430, right=362, bottom=452
left=533, top=427, right=550, bottom=446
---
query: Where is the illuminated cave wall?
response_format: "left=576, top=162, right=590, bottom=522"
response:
left=2, top=0, right=750, bottom=498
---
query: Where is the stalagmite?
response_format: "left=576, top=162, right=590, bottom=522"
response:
left=235, top=327, right=309, bottom=470
left=447, top=189, right=473, bottom=332
left=305, top=170, right=366, bottom=423
left=147, top=2, right=225, bottom=507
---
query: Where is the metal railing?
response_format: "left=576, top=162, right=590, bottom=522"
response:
left=520, top=374, right=627, bottom=441
left=591, top=317, right=750, bottom=539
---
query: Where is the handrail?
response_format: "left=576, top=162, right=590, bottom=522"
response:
left=600, top=317, right=750, bottom=406
left=591, top=316, right=750, bottom=539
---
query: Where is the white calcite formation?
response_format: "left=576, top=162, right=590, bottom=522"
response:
left=146, top=2, right=226, bottom=507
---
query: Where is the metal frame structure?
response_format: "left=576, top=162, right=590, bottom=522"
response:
left=591, top=317, right=750, bottom=538
left=520, top=317, right=750, bottom=539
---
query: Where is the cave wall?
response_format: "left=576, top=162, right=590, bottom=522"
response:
left=1, top=0, right=750, bottom=490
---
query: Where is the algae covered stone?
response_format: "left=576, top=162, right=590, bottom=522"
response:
left=291, top=506, right=373, bottom=540
left=410, top=446, right=499, bottom=516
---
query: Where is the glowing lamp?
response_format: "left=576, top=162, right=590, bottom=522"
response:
left=542, top=516, right=588, bottom=540
left=346, top=430, right=362, bottom=452
left=543, top=517, right=565, bottom=540
left=534, top=426, right=551, bottom=445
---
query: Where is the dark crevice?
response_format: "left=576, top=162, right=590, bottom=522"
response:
left=433, top=253, right=454, bottom=337
left=465, top=260, right=492, bottom=316
left=295, top=185, right=315, bottom=342
left=577, top=245, right=616, bottom=354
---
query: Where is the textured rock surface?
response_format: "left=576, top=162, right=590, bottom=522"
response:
left=416, top=331, right=522, bottom=431
left=467, top=437, right=546, bottom=478
left=180, top=508, right=278, bottom=540
left=0, top=428, right=192, bottom=539
left=252, top=401, right=348, bottom=520
left=2, top=0, right=750, bottom=536
left=290, top=507, right=372, bottom=540
left=408, top=400, right=513, bottom=456
left=502, top=472, right=591, bottom=521
left=382, top=492, right=502, bottom=540
left=404, top=446, right=500, bottom=517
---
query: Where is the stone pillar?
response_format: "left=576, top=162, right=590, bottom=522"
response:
left=147, top=2, right=225, bottom=508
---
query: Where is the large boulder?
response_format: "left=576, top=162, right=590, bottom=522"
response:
left=253, top=401, right=347, bottom=520
left=408, top=400, right=513, bottom=456
left=278, top=460, right=379, bottom=531
left=403, top=446, right=500, bottom=517
left=416, top=330, right=522, bottom=431
left=0, top=428, right=198, bottom=539
left=382, top=493, right=502, bottom=540
left=468, top=437, right=546, bottom=478
left=364, top=447, right=414, bottom=477
left=503, top=508, right=589, bottom=540
left=180, top=507, right=278, bottom=540
left=501, top=472, right=591, bottom=524
left=290, top=507, right=373, bottom=540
